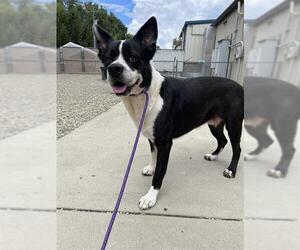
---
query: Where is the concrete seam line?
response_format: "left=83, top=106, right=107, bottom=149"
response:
left=0, top=207, right=56, bottom=213
left=57, top=207, right=242, bottom=222
left=2, top=207, right=298, bottom=222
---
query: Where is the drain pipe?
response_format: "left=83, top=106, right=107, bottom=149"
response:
left=237, top=1, right=244, bottom=15
left=288, top=1, right=300, bottom=82
left=290, top=1, right=299, bottom=16
left=232, top=1, right=244, bottom=82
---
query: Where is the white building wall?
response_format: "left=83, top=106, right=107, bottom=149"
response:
left=213, top=3, right=244, bottom=84
left=247, top=1, right=300, bottom=86
left=184, top=24, right=210, bottom=63
left=152, top=49, right=184, bottom=72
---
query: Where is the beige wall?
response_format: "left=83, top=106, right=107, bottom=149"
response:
left=248, top=1, right=300, bottom=86
left=183, top=24, right=210, bottom=62
left=213, top=3, right=244, bottom=84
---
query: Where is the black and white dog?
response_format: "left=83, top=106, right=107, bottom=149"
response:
left=93, top=17, right=244, bottom=210
left=244, top=76, right=300, bottom=178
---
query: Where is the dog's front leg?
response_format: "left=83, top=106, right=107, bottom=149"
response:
left=141, top=140, right=157, bottom=176
left=139, top=140, right=173, bottom=210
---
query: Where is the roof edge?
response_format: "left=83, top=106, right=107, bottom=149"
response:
left=179, top=19, right=215, bottom=37
left=249, top=0, right=290, bottom=26
left=211, top=0, right=244, bottom=27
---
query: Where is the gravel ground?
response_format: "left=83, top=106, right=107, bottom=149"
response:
left=0, top=74, right=56, bottom=140
left=57, top=74, right=120, bottom=139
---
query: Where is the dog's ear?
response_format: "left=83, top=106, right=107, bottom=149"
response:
left=92, top=22, right=113, bottom=57
left=134, top=16, right=158, bottom=60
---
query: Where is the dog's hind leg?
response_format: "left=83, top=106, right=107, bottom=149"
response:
left=244, top=123, right=273, bottom=161
left=204, top=123, right=227, bottom=161
left=142, top=139, right=156, bottom=176
left=267, top=119, right=297, bottom=178
left=223, top=116, right=243, bottom=178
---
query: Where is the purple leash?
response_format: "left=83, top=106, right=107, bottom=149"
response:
left=101, top=91, right=149, bottom=250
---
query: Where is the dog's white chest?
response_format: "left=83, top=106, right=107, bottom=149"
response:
left=121, top=64, right=165, bottom=141
left=121, top=94, right=163, bottom=141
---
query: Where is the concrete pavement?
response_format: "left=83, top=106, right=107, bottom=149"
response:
left=0, top=122, right=56, bottom=209
left=244, top=128, right=300, bottom=219
left=1, top=101, right=299, bottom=249
left=58, top=211, right=242, bottom=250
left=58, top=102, right=300, bottom=249
left=244, top=126, right=300, bottom=250
left=58, top=103, right=243, bottom=249
left=0, top=210, right=56, bottom=250
left=0, top=122, right=56, bottom=250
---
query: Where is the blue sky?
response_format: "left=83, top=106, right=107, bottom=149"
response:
left=98, top=0, right=134, bottom=25
left=36, top=0, right=285, bottom=23
left=91, top=0, right=230, bottom=26
left=90, top=0, right=233, bottom=26
left=79, top=0, right=283, bottom=26
left=37, top=0, right=284, bottom=48
left=82, top=0, right=284, bottom=48
left=36, top=0, right=133, bottom=25
left=89, top=0, right=237, bottom=48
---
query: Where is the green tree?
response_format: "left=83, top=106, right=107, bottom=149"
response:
left=57, top=0, right=130, bottom=47
left=0, top=0, right=56, bottom=47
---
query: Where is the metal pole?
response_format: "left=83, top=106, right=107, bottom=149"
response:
left=83, top=6, right=98, bottom=49
left=93, top=11, right=97, bottom=49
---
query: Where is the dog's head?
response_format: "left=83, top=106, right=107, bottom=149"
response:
left=93, top=17, right=158, bottom=96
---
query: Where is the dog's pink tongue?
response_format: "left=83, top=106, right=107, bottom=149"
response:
left=112, top=85, right=127, bottom=94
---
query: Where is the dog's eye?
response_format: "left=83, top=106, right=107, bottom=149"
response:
left=129, top=56, right=138, bottom=63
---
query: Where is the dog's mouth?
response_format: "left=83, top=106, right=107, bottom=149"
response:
left=112, top=80, right=140, bottom=96
left=112, top=82, right=128, bottom=95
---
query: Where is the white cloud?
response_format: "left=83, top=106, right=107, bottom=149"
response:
left=100, top=3, right=133, bottom=18
left=128, top=0, right=233, bottom=48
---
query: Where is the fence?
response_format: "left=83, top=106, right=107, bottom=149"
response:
left=0, top=44, right=239, bottom=81
left=56, top=47, right=234, bottom=78
left=0, top=46, right=56, bottom=74
left=57, top=46, right=102, bottom=74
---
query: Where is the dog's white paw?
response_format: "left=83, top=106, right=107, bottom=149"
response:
left=244, top=153, right=256, bottom=161
left=141, top=165, right=155, bottom=176
left=266, top=169, right=284, bottom=178
left=138, top=186, right=159, bottom=210
left=223, top=168, right=235, bottom=178
left=204, top=153, right=218, bottom=161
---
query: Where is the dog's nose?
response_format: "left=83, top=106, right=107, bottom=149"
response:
left=108, top=63, right=124, bottom=78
